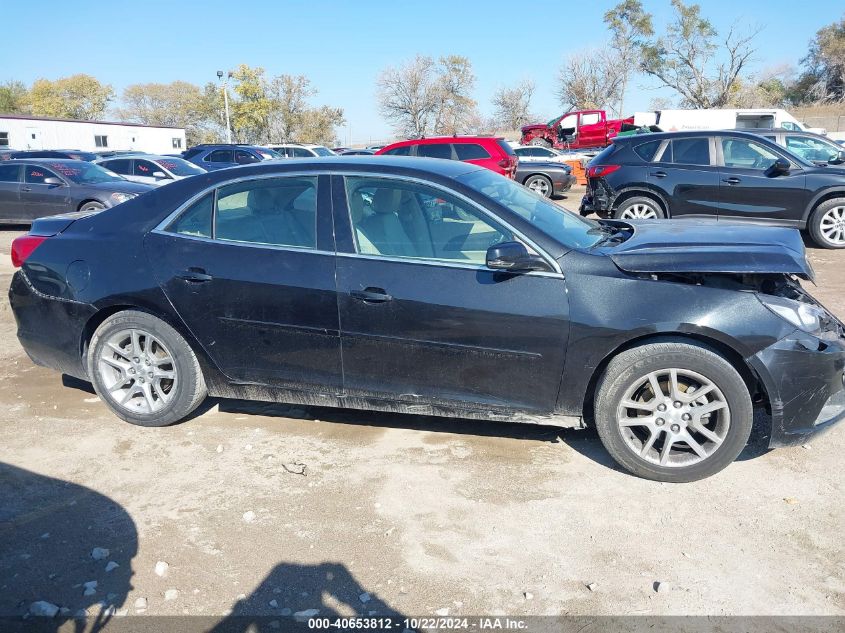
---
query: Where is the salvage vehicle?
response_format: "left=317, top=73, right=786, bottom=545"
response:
left=515, top=161, right=576, bottom=198
left=95, top=154, right=207, bottom=186
left=0, top=159, right=153, bottom=222
left=9, top=157, right=845, bottom=482
left=580, top=130, right=845, bottom=249
left=520, top=110, right=635, bottom=150
left=377, top=137, right=518, bottom=179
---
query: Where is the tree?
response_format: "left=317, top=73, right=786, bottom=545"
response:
left=640, top=0, right=759, bottom=108
left=117, top=81, right=220, bottom=145
left=29, top=74, right=113, bottom=120
left=491, top=79, right=535, bottom=130
left=556, top=49, right=624, bottom=112
left=377, top=55, right=440, bottom=138
left=604, top=0, right=653, bottom=115
left=796, top=14, right=845, bottom=103
left=228, top=64, right=273, bottom=143
left=0, top=80, right=29, bottom=114
left=432, top=55, right=478, bottom=135
left=377, top=54, right=479, bottom=137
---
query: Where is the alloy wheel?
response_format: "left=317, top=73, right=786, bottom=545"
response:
left=615, top=368, right=730, bottom=468
left=819, top=205, right=845, bottom=245
left=527, top=177, right=551, bottom=197
left=620, top=203, right=658, bottom=219
left=97, top=328, right=178, bottom=414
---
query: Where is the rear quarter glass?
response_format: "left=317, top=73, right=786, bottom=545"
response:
left=495, top=140, right=516, bottom=156
left=589, top=144, right=617, bottom=165
left=633, top=140, right=661, bottom=161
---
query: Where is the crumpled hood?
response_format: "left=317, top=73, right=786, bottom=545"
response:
left=606, top=219, right=814, bottom=281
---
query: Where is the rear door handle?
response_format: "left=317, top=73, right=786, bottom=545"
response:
left=21, top=186, right=32, bottom=192
left=649, top=171, right=667, bottom=178
left=350, top=287, right=392, bottom=303
left=722, top=177, right=741, bottom=185
left=177, top=268, right=213, bottom=283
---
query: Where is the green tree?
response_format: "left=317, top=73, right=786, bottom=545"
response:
left=604, top=0, right=653, bottom=115
left=228, top=64, right=273, bottom=143
left=29, top=74, right=113, bottom=120
left=0, top=80, right=29, bottom=114
left=117, top=81, right=220, bottom=145
left=640, top=0, right=759, bottom=108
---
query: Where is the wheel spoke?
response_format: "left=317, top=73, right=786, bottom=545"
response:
left=154, top=381, right=170, bottom=402
left=140, top=383, right=156, bottom=411
left=101, top=356, right=130, bottom=372
left=681, top=431, right=709, bottom=459
left=668, top=368, right=682, bottom=400
left=619, top=415, right=654, bottom=427
left=647, top=372, right=664, bottom=399
left=679, top=383, right=714, bottom=403
left=691, top=422, right=723, bottom=445
left=640, top=429, right=659, bottom=456
left=155, top=369, right=175, bottom=380
left=130, top=330, right=141, bottom=356
left=107, top=342, right=131, bottom=360
left=621, top=398, right=657, bottom=412
left=660, top=435, right=675, bottom=465
left=692, top=400, right=728, bottom=418
left=119, top=385, right=141, bottom=405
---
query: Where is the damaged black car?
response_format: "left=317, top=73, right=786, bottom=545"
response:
left=9, top=157, right=845, bottom=482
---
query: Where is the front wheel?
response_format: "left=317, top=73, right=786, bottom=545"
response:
left=613, top=196, right=666, bottom=220
left=593, top=341, right=753, bottom=482
left=88, top=310, right=207, bottom=427
left=524, top=174, right=553, bottom=198
left=79, top=201, right=106, bottom=212
left=808, top=198, right=845, bottom=249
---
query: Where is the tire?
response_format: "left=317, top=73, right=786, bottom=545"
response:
left=593, top=341, right=753, bottom=482
left=524, top=174, right=553, bottom=198
left=613, top=196, right=666, bottom=220
left=88, top=310, right=207, bottom=427
left=528, top=137, right=552, bottom=148
left=79, top=201, right=106, bottom=212
left=808, top=198, right=845, bottom=249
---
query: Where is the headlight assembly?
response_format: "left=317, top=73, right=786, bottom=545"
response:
left=110, top=192, right=138, bottom=204
left=758, top=294, right=827, bottom=335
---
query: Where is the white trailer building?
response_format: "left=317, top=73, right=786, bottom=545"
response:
left=0, top=114, right=186, bottom=154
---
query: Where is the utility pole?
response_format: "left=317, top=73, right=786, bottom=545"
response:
left=217, top=70, right=233, bottom=143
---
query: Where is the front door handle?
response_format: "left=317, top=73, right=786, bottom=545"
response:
left=177, top=268, right=213, bottom=283
left=722, top=177, right=741, bottom=185
left=21, top=186, right=32, bottom=192
left=350, top=287, right=393, bottom=303
left=649, top=171, right=667, bottom=178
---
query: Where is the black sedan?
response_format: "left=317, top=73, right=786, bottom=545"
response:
left=9, top=157, right=845, bottom=481
left=515, top=161, right=576, bottom=198
left=580, top=130, right=845, bottom=248
left=0, top=159, right=154, bottom=222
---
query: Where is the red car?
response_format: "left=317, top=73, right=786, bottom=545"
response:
left=376, top=136, right=518, bottom=179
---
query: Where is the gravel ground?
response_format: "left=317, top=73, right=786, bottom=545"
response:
left=0, top=200, right=843, bottom=625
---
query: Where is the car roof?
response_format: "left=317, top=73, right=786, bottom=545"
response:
left=98, top=154, right=180, bottom=161
left=384, top=136, right=505, bottom=148
left=210, top=155, right=485, bottom=178
left=14, top=158, right=91, bottom=165
left=612, top=129, right=785, bottom=143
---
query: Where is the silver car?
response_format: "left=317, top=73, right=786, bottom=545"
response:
left=95, top=154, right=206, bottom=186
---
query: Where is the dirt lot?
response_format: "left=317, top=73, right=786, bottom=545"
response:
left=1, top=199, right=843, bottom=625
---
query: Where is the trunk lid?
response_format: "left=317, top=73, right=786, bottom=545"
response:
left=29, top=210, right=99, bottom=236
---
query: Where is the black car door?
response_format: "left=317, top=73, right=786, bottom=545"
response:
left=716, top=136, right=809, bottom=225
left=648, top=137, right=721, bottom=217
left=145, top=174, right=343, bottom=391
left=332, top=174, right=569, bottom=414
left=0, top=163, right=22, bottom=220
left=20, top=164, right=71, bottom=220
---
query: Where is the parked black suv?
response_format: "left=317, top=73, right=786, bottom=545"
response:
left=580, top=130, right=845, bottom=249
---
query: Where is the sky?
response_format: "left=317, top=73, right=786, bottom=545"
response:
left=0, top=0, right=839, bottom=144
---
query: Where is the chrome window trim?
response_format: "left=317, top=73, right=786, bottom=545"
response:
left=152, top=169, right=563, bottom=277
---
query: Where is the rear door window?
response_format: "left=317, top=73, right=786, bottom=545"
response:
left=669, top=138, right=711, bottom=166
left=292, top=148, right=312, bottom=157
left=454, top=143, right=491, bottom=160
left=417, top=143, right=454, bottom=160
left=102, top=159, right=131, bottom=175
left=633, top=140, right=662, bottom=162
left=0, top=164, right=21, bottom=182
left=235, top=150, right=261, bottom=164
left=206, top=149, right=233, bottom=163
left=166, top=193, right=213, bottom=238
left=384, top=145, right=411, bottom=156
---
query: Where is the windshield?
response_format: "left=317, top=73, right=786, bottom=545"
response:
left=457, top=169, right=601, bottom=249
left=47, top=162, right=124, bottom=184
left=156, top=158, right=205, bottom=176
left=312, top=146, right=336, bottom=156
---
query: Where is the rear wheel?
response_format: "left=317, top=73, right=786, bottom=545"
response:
left=808, top=198, right=845, bottom=249
left=524, top=174, right=553, bottom=198
left=613, top=196, right=666, bottom=220
left=79, top=201, right=105, bottom=212
left=88, top=310, right=207, bottom=427
left=594, top=341, right=753, bottom=482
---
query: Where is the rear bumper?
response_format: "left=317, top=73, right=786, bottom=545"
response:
left=8, top=271, right=93, bottom=380
left=554, top=174, right=577, bottom=195
left=579, top=179, right=612, bottom=217
left=747, top=332, right=845, bottom=447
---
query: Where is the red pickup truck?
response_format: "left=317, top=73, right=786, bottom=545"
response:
left=520, top=110, right=634, bottom=151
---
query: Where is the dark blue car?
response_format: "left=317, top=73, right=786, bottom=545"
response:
left=182, top=144, right=281, bottom=171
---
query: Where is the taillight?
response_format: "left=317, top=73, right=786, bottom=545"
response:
left=11, top=235, right=47, bottom=268
left=586, top=164, right=621, bottom=178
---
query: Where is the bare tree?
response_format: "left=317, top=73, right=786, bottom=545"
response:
left=376, top=55, right=440, bottom=138
left=556, top=49, right=624, bottom=112
left=432, top=55, right=479, bottom=135
left=491, top=80, right=536, bottom=130
left=640, top=0, right=760, bottom=108
left=604, top=0, right=653, bottom=115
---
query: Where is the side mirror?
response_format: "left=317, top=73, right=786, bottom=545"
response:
left=831, top=150, right=845, bottom=165
left=486, top=241, right=550, bottom=272
left=43, top=177, right=64, bottom=186
left=152, top=171, right=169, bottom=179
left=771, top=158, right=791, bottom=175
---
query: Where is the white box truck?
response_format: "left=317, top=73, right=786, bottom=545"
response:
left=633, top=109, right=826, bottom=135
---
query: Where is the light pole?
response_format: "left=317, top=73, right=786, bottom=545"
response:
left=217, top=70, right=232, bottom=144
